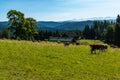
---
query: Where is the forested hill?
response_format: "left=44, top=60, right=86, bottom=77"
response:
left=0, top=20, right=115, bottom=31
left=55, top=21, right=93, bottom=30
left=0, top=22, right=8, bottom=30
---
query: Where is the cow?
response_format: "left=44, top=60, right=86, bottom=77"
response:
left=76, top=42, right=80, bottom=45
left=57, top=40, right=61, bottom=44
left=90, top=44, right=108, bottom=54
left=64, top=42, right=70, bottom=46
left=110, top=44, right=118, bottom=48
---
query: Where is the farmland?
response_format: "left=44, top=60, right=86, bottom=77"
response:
left=0, top=40, right=120, bottom=80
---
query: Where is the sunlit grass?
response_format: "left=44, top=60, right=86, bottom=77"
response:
left=0, top=39, right=120, bottom=80
left=79, top=39, right=104, bottom=45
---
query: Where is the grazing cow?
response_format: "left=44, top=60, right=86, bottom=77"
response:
left=110, top=44, right=118, bottom=48
left=64, top=42, right=70, bottom=46
left=57, top=40, right=61, bottom=44
left=76, top=42, right=80, bottom=45
left=90, top=44, right=108, bottom=54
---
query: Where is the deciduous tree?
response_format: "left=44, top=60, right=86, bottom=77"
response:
left=7, top=10, right=38, bottom=40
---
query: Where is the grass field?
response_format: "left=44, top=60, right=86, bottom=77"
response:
left=0, top=39, right=120, bottom=80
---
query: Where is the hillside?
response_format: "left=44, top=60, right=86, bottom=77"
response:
left=38, top=21, right=93, bottom=31
left=55, top=21, right=93, bottom=30
left=0, top=40, right=120, bottom=80
left=0, top=22, right=8, bottom=29
left=37, top=21, right=64, bottom=28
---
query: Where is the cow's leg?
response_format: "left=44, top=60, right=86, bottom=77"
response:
left=91, top=49, right=96, bottom=54
left=91, top=49, right=93, bottom=54
left=94, top=50, right=96, bottom=54
left=91, top=48, right=94, bottom=54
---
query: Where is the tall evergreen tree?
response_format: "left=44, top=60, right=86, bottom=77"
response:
left=83, top=25, right=90, bottom=39
left=106, top=24, right=115, bottom=43
left=115, top=15, right=120, bottom=45
left=93, top=21, right=100, bottom=39
left=90, top=27, right=96, bottom=39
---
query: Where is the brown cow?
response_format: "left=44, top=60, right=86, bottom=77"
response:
left=90, top=44, right=108, bottom=54
left=76, top=42, right=80, bottom=45
left=64, top=42, right=70, bottom=46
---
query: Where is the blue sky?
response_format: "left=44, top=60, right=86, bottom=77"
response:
left=0, top=0, right=120, bottom=21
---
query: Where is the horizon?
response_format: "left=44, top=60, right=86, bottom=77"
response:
left=0, top=17, right=116, bottom=22
left=0, top=0, right=120, bottom=21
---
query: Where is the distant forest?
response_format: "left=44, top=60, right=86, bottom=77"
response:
left=0, top=10, right=120, bottom=46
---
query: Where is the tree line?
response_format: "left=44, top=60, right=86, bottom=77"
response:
left=83, top=15, right=120, bottom=46
left=35, top=30, right=82, bottom=40
left=0, top=10, right=120, bottom=46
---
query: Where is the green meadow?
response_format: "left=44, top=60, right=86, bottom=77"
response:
left=0, top=40, right=120, bottom=80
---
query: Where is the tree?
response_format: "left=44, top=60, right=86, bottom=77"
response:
left=55, top=30, right=61, bottom=37
left=25, top=18, right=38, bottom=40
left=7, top=10, right=38, bottom=40
left=106, top=24, right=115, bottom=43
left=0, top=29, right=10, bottom=39
left=83, top=25, right=91, bottom=39
left=116, top=15, right=120, bottom=23
left=90, top=27, right=95, bottom=39
left=115, top=15, right=120, bottom=45
left=93, top=21, right=100, bottom=39
left=7, top=10, right=25, bottom=39
left=92, top=20, right=110, bottom=40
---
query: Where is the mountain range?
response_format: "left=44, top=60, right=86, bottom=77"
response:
left=37, top=17, right=116, bottom=31
left=0, top=17, right=116, bottom=31
left=38, top=21, right=93, bottom=31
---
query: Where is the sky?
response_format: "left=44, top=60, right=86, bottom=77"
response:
left=0, top=0, right=120, bottom=21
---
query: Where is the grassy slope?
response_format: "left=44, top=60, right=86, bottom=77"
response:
left=0, top=40, right=120, bottom=80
